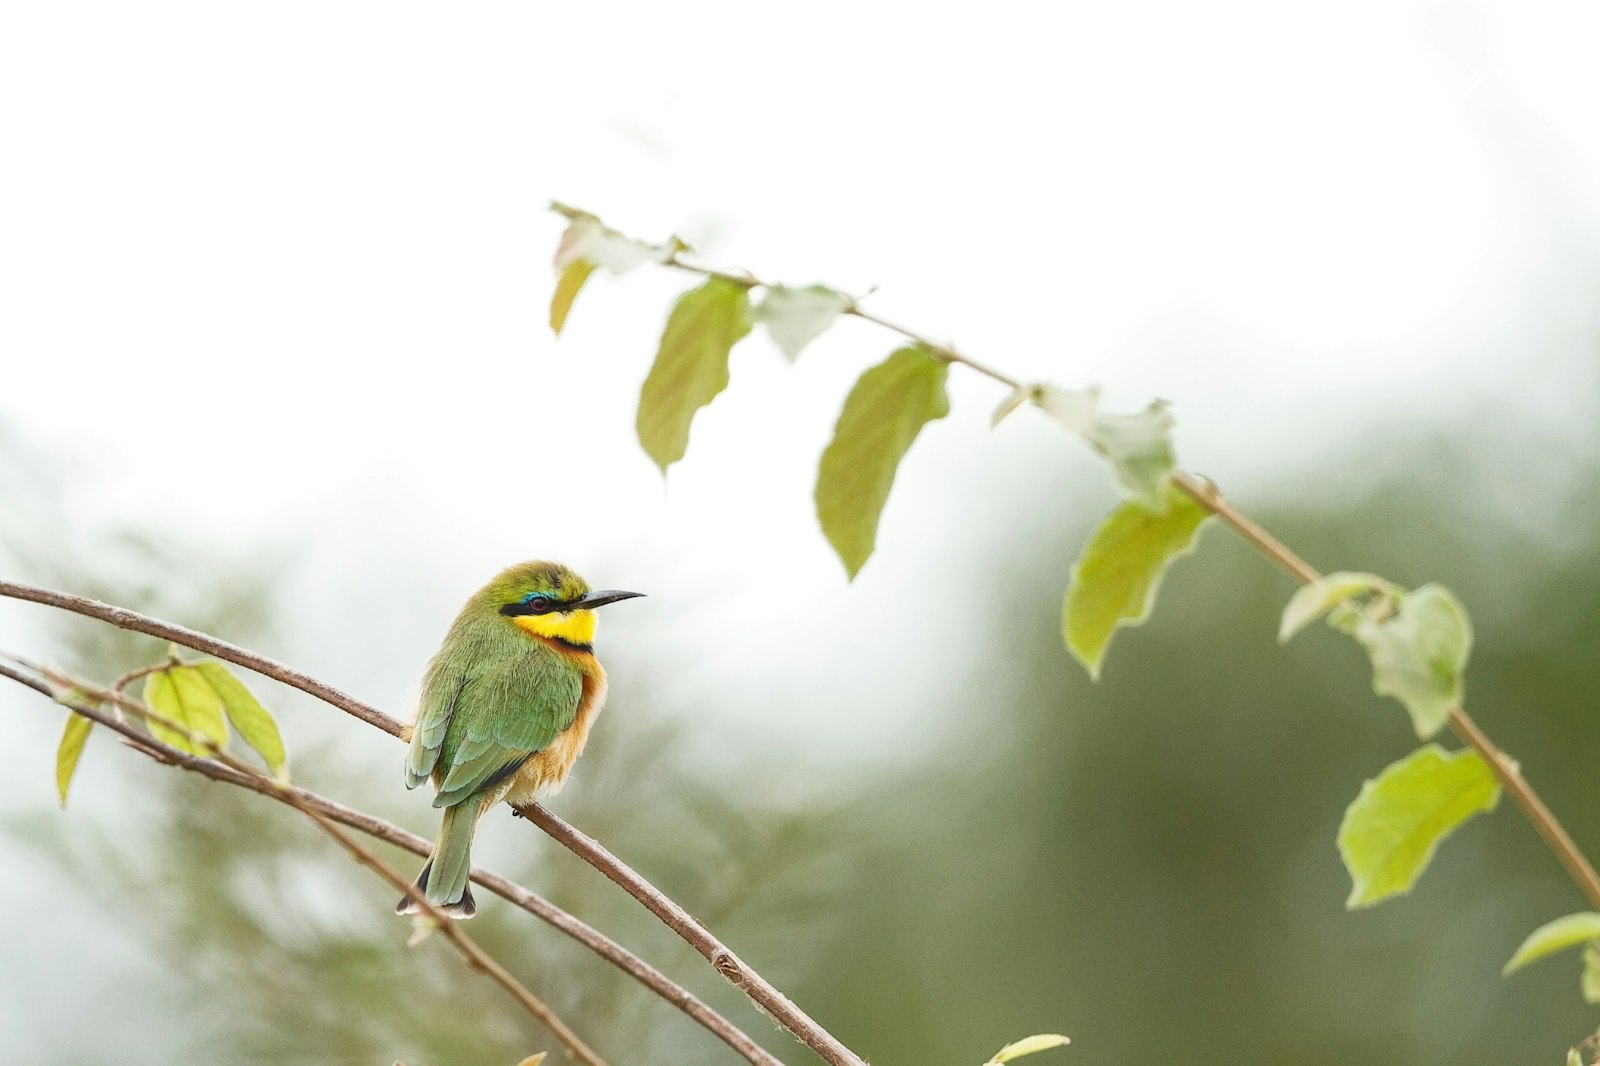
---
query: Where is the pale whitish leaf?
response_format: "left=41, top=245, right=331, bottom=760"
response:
left=754, top=284, right=849, bottom=361
left=1063, top=485, right=1210, bottom=678
left=549, top=258, right=596, bottom=336
left=1032, top=385, right=1176, bottom=510
left=991, top=384, right=1034, bottom=428
left=1583, top=944, right=1600, bottom=1003
left=55, top=711, right=94, bottom=808
left=636, top=278, right=753, bottom=473
left=988, top=1033, right=1070, bottom=1063
left=143, top=666, right=229, bottom=756
left=515, top=1055, right=548, bottom=1066
left=1339, top=744, right=1499, bottom=909
left=553, top=215, right=670, bottom=276
left=815, top=346, right=950, bottom=578
left=1354, top=584, right=1473, bottom=739
left=1568, top=1049, right=1583, bottom=1066
left=195, top=661, right=289, bottom=780
left=1279, top=572, right=1393, bottom=642
left=1503, top=912, right=1600, bottom=975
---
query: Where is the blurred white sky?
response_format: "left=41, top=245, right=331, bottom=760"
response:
left=3, top=0, right=1599, bottom=765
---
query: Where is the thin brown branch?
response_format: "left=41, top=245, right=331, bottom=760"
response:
left=517, top=803, right=867, bottom=1066
left=11, top=662, right=610, bottom=1066
left=0, top=591, right=790, bottom=1066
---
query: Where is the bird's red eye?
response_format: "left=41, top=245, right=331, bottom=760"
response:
left=528, top=596, right=551, bottom=612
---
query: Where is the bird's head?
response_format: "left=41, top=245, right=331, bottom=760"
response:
left=483, top=561, right=643, bottom=651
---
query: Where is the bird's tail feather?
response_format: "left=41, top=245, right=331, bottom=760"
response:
left=395, top=802, right=478, bottom=919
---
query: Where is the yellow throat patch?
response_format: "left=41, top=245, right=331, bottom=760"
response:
left=511, top=609, right=597, bottom=647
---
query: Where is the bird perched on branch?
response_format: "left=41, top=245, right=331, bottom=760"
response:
left=398, top=561, right=643, bottom=918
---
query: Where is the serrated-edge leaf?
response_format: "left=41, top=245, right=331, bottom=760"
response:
left=56, top=712, right=94, bottom=807
left=144, top=666, right=229, bottom=756
left=1355, top=584, right=1473, bottom=739
left=989, top=1034, right=1071, bottom=1063
left=1063, top=485, right=1210, bottom=678
left=636, top=278, right=753, bottom=473
left=814, top=346, right=950, bottom=578
left=1503, top=912, right=1600, bottom=975
left=1279, top=572, right=1393, bottom=642
left=195, top=661, right=289, bottom=780
left=549, top=258, right=596, bottom=336
left=1339, top=744, right=1499, bottom=909
left=754, top=284, right=849, bottom=362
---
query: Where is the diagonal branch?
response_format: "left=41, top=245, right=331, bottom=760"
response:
left=0, top=661, right=608, bottom=1066
left=0, top=580, right=830, bottom=1064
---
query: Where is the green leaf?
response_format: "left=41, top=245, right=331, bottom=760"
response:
left=549, top=258, right=596, bottom=337
left=195, top=661, right=289, bottom=781
left=1032, top=385, right=1176, bottom=510
left=1354, top=584, right=1473, bottom=738
left=636, top=277, right=753, bottom=473
left=1503, top=912, right=1600, bottom=975
left=1583, top=943, right=1600, bottom=1003
left=1568, top=1049, right=1583, bottom=1066
left=1062, top=484, right=1210, bottom=678
left=814, top=346, right=950, bottom=578
left=143, top=666, right=229, bottom=756
left=754, top=284, right=850, bottom=362
left=55, top=711, right=94, bottom=808
left=1339, top=744, right=1499, bottom=909
left=987, top=1034, right=1070, bottom=1063
left=1279, top=572, right=1394, bottom=642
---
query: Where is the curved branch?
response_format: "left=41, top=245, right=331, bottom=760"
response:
left=0, top=661, right=784, bottom=1066
left=0, top=580, right=839, bottom=1064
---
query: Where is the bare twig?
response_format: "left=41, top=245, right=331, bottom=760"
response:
left=7, top=661, right=610, bottom=1066
left=517, top=803, right=865, bottom=1066
left=0, top=582, right=797, bottom=1065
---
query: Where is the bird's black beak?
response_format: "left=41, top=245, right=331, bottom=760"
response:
left=575, top=589, right=645, bottom=609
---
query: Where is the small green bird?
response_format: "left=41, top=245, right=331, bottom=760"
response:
left=398, top=560, right=643, bottom=918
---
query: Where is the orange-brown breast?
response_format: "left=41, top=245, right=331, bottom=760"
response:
left=504, top=658, right=608, bottom=806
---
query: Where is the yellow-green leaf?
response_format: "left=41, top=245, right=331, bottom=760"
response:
left=1354, top=584, right=1473, bottom=739
left=195, top=661, right=289, bottom=780
left=636, top=278, right=753, bottom=473
left=1279, top=571, right=1393, bottom=643
left=1062, top=485, right=1210, bottom=678
left=754, top=284, right=849, bottom=362
left=549, top=259, right=596, bottom=336
left=1567, top=1049, right=1583, bottom=1066
left=1503, top=912, right=1600, bottom=975
left=987, top=1033, right=1070, bottom=1063
left=1339, top=744, right=1499, bottom=909
left=1583, top=943, right=1600, bottom=1003
left=143, top=666, right=229, bottom=756
left=814, top=346, right=950, bottom=578
left=55, top=711, right=94, bottom=808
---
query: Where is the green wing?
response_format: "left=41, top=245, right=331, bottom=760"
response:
left=410, top=644, right=583, bottom=809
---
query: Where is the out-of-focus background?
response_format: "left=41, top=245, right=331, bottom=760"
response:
left=3, top=2, right=1600, bottom=1063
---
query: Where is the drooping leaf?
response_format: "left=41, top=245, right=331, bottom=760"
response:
left=1339, top=744, right=1499, bottom=909
left=986, top=1033, right=1071, bottom=1063
left=1503, top=912, right=1600, bottom=975
left=754, top=284, right=850, bottom=362
left=195, top=661, right=289, bottom=781
left=814, top=346, right=950, bottom=578
left=1062, top=484, right=1210, bottom=678
left=143, top=666, right=229, bottom=756
left=1583, top=944, right=1600, bottom=1003
left=549, top=258, right=596, bottom=336
left=1031, top=385, right=1176, bottom=510
left=1354, top=584, right=1473, bottom=739
left=1279, top=572, right=1393, bottom=642
left=636, top=278, right=753, bottom=473
left=55, top=711, right=94, bottom=808
left=991, top=384, right=1032, bottom=428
